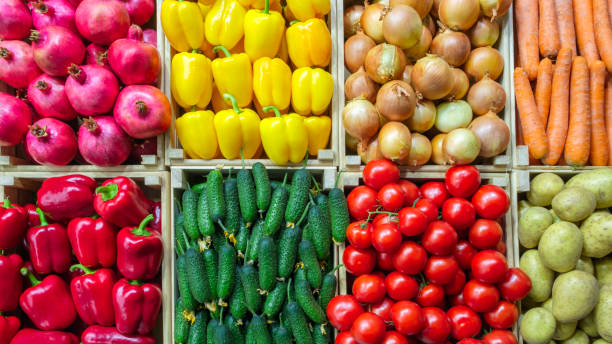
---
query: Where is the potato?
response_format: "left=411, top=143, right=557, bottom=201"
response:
left=560, top=330, right=589, bottom=344
left=528, top=173, right=565, bottom=206
left=520, top=307, right=557, bottom=344
left=594, top=284, right=612, bottom=341
left=543, top=299, right=578, bottom=340
left=520, top=207, right=554, bottom=248
left=552, top=187, right=597, bottom=222
left=595, top=257, right=612, bottom=285
left=566, top=168, right=612, bottom=208
left=520, top=249, right=555, bottom=302
left=580, top=211, right=612, bottom=258
left=538, top=221, right=583, bottom=272
left=552, top=270, right=599, bottom=322
left=593, top=340, right=612, bottom=344
left=578, top=312, right=598, bottom=337
left=575, top=256, right=595, bottom=274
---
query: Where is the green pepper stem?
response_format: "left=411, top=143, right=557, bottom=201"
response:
left=289, top=20, right=300, bottom=26
left=191, top=49, right=198, bottom=54
left=20, top=267, right=41, bottom=286
left=263, top=0, right=270, bottom=14
left=132, top=214, right=154, bottom=236
left=91, top=214, right=99, bottom=220
left=262, top=105, right=281, bottom=118
left=334, top=169, right=344, bottom=188
left=70, top=264, right=96, bottom=275
left=327, top=264, right=344, bottom=275
left=2, top=199, right=12, bottom=208
left=223, top=94, right=243, bottom=114
left=212, top=45, right=231, bottom=58
left=129, top=280, right=143, bottom=286
left=95, top=184, right=119, bottom=202
left=35, top=208, right=48, bottom=226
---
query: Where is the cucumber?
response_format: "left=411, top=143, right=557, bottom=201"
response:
left=328, top=188, right=350, bottom=243
left=245, top=319, right=255, bottom=344
left=313, top=324, right=331, bottom=344
left=285, top=169, right=311, bottom=227
left=294, top=269, right=326, bottom=323
left=206, top=319, right=219, bottom=344
left=284, top=301, right=313, bottom=344
left=176, top=254, right=197, bottom=311
left=206, top=170, right=225, bottom=223
left=307, top=204, right=331, bottom=260
left=214, top=324, right=231, bottom=344
left=187, top=311, right=207, bottom=344
left=175, top=220, right=188, bottom=256
left=277, top=226, right=302, bottom=279
left=197, top=189, right=215, bottom=237
left=301, top=223, right=311, bottom=242
left=245, top=219, right=264, bottom=263
left=202, top=248, right=218, bottom=300
left=182, top=189, right=199, bottom=239
left=247, top=315, right=272, bottom=344
left=237, top=168, right=257, bottom=227
left=192, top=182, right=206, bottom=194
left=229, top=267, right=247, bottom=320
left=234, top=221, right=249, bottom=257
left=270, top=180, right=282, bottom=191
left=263, top=280, right=287, bottom=318
left=174, top=298, right=191, bottom=344
left=264, top=184, right=289, bottom=236
left=257, top=236, right=277, bottom=292
left=210, top=230, right=226, bottom=252
left=217, top=244, right=236, bottom=302
left=252, top=162, right=271, bottom=212
left=239, top=264, right=263, bottom=314
left=224, top=315, right=245, bottom=344
left=299, top=240, right=322, bottom=289
left=271, top=324, right=293, bottom=343
left=319, top=271, right=337, bottom=311
left=314, top=193, right=331, bottom=225
left=222, top=174, right=241, bottom=234
left=185, top=247, right=211, bottom=303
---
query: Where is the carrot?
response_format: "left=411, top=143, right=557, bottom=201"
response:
left=589, top=60, right=609, bottom=165
left=535, top=58, right=553, bottom=126
left=542, top=48, right=572, bottom=166
left=555, top=0, right=578, bottom=56
left=539, top=0, right=560, bottom=57
left=593, top=0, right=612, bottom=73
left=514, top=67, right=549, bottom=159
left=564, top=56, right=591, bottom=166
left=573, top=0, right=600, bottom=67
left=609, top=0, right=612, bottom=23
left=515, top=0, right=539, bottom=80
left=605, top=77, right=612, bottom=165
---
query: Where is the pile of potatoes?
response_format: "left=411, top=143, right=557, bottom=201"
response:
left=517, top=169, right=612, bottom=344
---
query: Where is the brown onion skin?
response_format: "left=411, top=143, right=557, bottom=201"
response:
left=468, top=111, right=509, bottom=157
left=378, top=121, right=412, bottom=160
left=464, top=46, right=504, bottom=81
left=402, top=64, right=413, bottom=85
left=345, top=67, right=379, bottom=102
left=411, top=55, right=454, bottom=100
left=376, top=80, right=417, bottom=121
left=404, top=27, right=432, bottom=62
left=405, top=100, right=436, bottom=132
left=398, top=132, right=432, bottom=166
left=447, top=68, right=470, bottom=100
left=479, top=0, right=512, bottom=19
left=466, top=75, right=506, bottom=115
left=342, top=98, right=380, bottom=143
left=443, top=128, right=481, bottom=165
left=365, top=43, right=407, bottom=84
left=382, top=4, right=423, bottom=49
left=432, top=0, right=442, bottom=18
left=361, top=3, right=386, bottom=43
left=468, top=17, right=500, bottom=47
left=423, top=15, right=437, bottom=34
left=431, top=133, right=450, bottom=165
left=439, top=0, right=480, bottom=30
left=344, top=5, right=365, bottom=37
left=430, top=28, right=471, bottom=66
left=345, top=31, right=376, bottom=73
left=346, top=133, right=360, bottom=152
left=390, top=0, right=433, bottom=18
left=358, top=137, right=384, bottom=163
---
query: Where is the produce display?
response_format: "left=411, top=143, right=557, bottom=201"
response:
left=342, top=0, right=511, bottom=166
left=0, top=175, right=163, bottom=343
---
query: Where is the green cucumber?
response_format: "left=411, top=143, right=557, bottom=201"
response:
left=222, top=174, right=241, bottom=234
left=263, top=280, right=287, bottom=318
left=299, top=240, right=322, bottom=289
left=182, top=189, right=199, bottom=239
left=197, top=189, right=215, bottom=237
left=174, top=298, right=191, bottom=344
left=187, top=311, right=207, bottom=344
left=264, top=184, right=289, bottom=236
left=313, top=324, right=331, bottom=344
left=285, top=169, right=311, bottom=227
left=206, top=170, right=225, bottom=223
left=192, top=182, right=206, bottom=194
left=247, top=315, right=272, bottom=344
left=206, top=319, right=219, bottom=344
left=307, top=204, right=331, bottom=260
left=229, top=267, right=247, bottom=320
left=185, top=247, right=211, bottom=303
left=202, top=248, right=218, bottom=300
left=234, top=221, right=249, bottom=257
left=214, top=324, right=231, bottom=344
left=257, top=236, right=277, bottom=292
left=301, top=223, right=311, bottom=242
left=271, top=324, right=293, bottom=343
left=217, top=244, right=236, bottom=302
left=328, top=187, right=350, bottom=244
left=319, top=271, right=338, bottom=311
left=210, top=230, right=226, bottom=252
left=252, top=162, right=271, bottom=212
left=239, top=264, right=263, bottom=314
left=175, top=220, right=188, bottom=256
left=277, top=225, right=302, bottom=279
left=314, top=193, right=331, bottom=225
left=237, top=168, right=257, bottom=227
left=245, top=219, right=264, bottom=263
left=176, top=254, right=197, bottom=311
left=294, top=269, right=326, bottom=323
left=284, top=301, right=313, bottom=344
left=224, top=315, right=245, bottom=344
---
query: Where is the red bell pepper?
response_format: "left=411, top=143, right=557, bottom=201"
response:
left=26, top=209, right=72, bottom=275
left=117, top=215, right=162, bottom=281
left=0, top=314, right=20, bottom=344
left=112, top=279, right=161, bottom=335
left=81, top=326, right=156, bottom=344
left=150, top=202, right=161, bottom=233
left=68, top=216, right=117, bottom=268
left=19, top=268, right=77, bottom=330
left=23, top=204, right=41, bottom=227
left=9, top=329, right=78, bottom=344
left=36, top=174, right=97, bottom=221
left=0, top=199, right=27, bottom=250
left=69, top=264, right=116, bottom=326
left=0, top=254, right=22, bottom=312
left=94, top=177, right=153, bottom=228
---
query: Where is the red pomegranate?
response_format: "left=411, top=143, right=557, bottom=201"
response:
left=78, top=116, right=132, bottom=166
left=113, top=85, right=171, bottom=139
left=27, top=73, right=77, bottom=121
left=84, top=43, right=110, bottom=71
left=26, top=117, right=77, bottom=165
left=0, top=40, right=43, bottom=89
left=0, top=0, right=32, bottom=40
left=75, top=0, right=130, bottom=45
left=29, top=0, right=77, bottom=33
left=65, top=64, right=119, bottom=116
left=31, top=26, right=86, bottom=76
left=108, top=25, right=160, bottom=85
left=0, top=93, right=33, bottom=146
left=121, top=0, right=154, bottom=26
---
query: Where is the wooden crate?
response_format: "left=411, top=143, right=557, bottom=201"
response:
left=0, top=171, right=172, bottom=344
left=337, top=2, right=514, bottom=172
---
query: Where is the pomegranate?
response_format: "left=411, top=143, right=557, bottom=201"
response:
left=121, top=0, right=154, bottom=26
left=85, top=43, right=111, bottom=70
left=108, top=25, right=160, bottom=85
left=27, top=73, right=77, bottom=121
left=65, top=64, right=119, bottom=116
left=0, top=40, right=43, bottom=89
left=65, top=0, right=82, bottom=7
left=31, top=26, right=86, bottom=76
left=128, top=137, right=157, bottom=163
left=78, top=116, right=132, bottom=166
left=0, top=0, right=32, bottom=40
left=29, top=0, right=77, bottom=32
left=143, top=29, right=157, bottom=47
left=75, top=0, right=130, bottom=45
left=0, top=93, right=33, bottom=146
left=114, top=85, right=171, bottom=139
left=26, top=117, right=77, bottom=165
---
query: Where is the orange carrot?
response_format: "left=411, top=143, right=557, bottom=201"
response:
left=514, top=67, right=549, bottom=159
left=542, top=48, right=572, bottom=165
left=573, top=0, right=600, bottom=67
left=516, top=0, right=539, bottom=80
left=564, top=56, right=591, bottom=166
left=555, top=0, right=578, bottom=56
left=539, top=0, right=560, bottom=57
left=593, top=0, right=612, bottom=73
left=609, top=0, right=612, bottom=22
left=535, top=58, right=553, bottom=126
left=589, top=60, right=609, bottom=165
left=605, top=77, right=612, bottom=165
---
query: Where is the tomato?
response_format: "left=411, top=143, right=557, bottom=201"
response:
left=471, top=250, right=508, bottom=284
left=382, top=331, right=410, bottom=344
left=447, top=305, right=482, bottom=340
left=373, top=213, right=398, bottom=227
left=386, top=272, right=419, bottom=301
left=347, top=186, right=379, bottom=220
left=471, top=185, right=510, bottom=220
left=372, top=223, right=403, bottom=253
left=483, top=330, right=517, bottom=344
left=422, top=221, right=458, bottom=255
left=420, top=182, right=449, bottom=207
left=497, top=267, right=532, bottom=302
left=441, top=198, right=476, bottom=231
left=445, top=166, right=481, bottom=198
left=496, top=240, right=506, bottom=255
left=416, top=284, right=445, bottom=307
left=335, top=332, right=358, bottom=344
left=353, top=274, right=387, bottom=304
left=484, top=300, right=518, bottom=329
left=449, top=291, right=465, bottom=306
left=393, top=242, right=428, bottom=275
left=457, top=339, right=484, bottom=344
left=443, top=269, right=466, bottom=295
left=378, top=184, right=405, bottom=211
left=424, top=256, right=459, bottom=285
left=363, top=159, right=400, bottom=191
left=390, top=301, right=425, bottom=336
left=377, top=252, right=395, bottom=271
left=468, top=219, right=503, bottom=250
left=351, top=312, right=387, bottom=344
left=371, top=297, right=394, bottom=323
left=343, top=245, right=377, bottom=276
left=414, top=198, right=439, bottom=223
left=417, top=307, right=452, bottom=344
left=346, top=221, right=373, bottom=249
left=398, top=207, right=428, bottom=237
left=326, top=295, right=365, bottom=332
left=453, top=240, right=478, bottom=270
left=463, top=280, right=500, bottom=312
left=398, top=180, right=420, bottom=206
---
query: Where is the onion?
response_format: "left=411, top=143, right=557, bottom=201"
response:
left=431, top=133, right=450, bottom=165
left=444, top=128, right=481, bottom=165
left=365, top=43, right=407, bottom=84
left=464, top=46, right=504, bottom=81
left=423, top=14, right=437, bottom=34
left=373, top=0, right=390, bottom=5
left=344, top=5, right=364, bottom=37
left=447, top=68, right=470, bottom=100
left=405, top=100, right=436, bottom=132
left=430, top=27, right=471, bottom=66
left=361, top=3, right=385, bottom=43
left=432, top=0, right=442, bottom=18
left=345, top=31, right=376, bottom=73
left=399, top=133, right=432, bottom=166
left=357, top=137, right=384, bottom=163
left=468, top=111, right=510, bottom=157
left=389, top=0, right=433, bottom=18
left=346, top=133, right=360, bottom=152
left=435, top=100, right=473, bottom=132
left=468, top=17, right=500, bottom=47
left=404, top=27, right=432, bottom=62
left=402, top=64, right=413, bottom=85
left=439, top=0, right=480, bottom=30
left=378, top=121, right=412, bottom=160
left=376, top=80, right=416, bottom=121
left=345, top=67, right=379, bottom=102
left=411, top=55, right=454, bottom=100
left=467, top=75, right=506, bottom=115
left=343, top=98, right=380, bottom=143
left=382, top=4, right=423, bottom=49
left=479, top=0, right=512, bottom=19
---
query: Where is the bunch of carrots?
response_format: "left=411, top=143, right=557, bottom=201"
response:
left=514, top=0, right=612, bottom=167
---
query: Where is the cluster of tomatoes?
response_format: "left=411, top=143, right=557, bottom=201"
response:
left=327, top=159, right=532, bottom=344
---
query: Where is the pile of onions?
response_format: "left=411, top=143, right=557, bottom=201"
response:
left=439, top=0, right=480, bottom=30
left=390, top=0, right=433, bottom=18
left=468, top=17, right=500, bottom=47
left=479, top=0, right=512, bottom=19
left=401, top=65, right=413, bottom=84
left=435, top=100, right=473, bottom=132
left=430, top=28, right=471, bottom=66
left=344, top=5, right=364, bottom=37
left=405, top=100, right=436, bottom=133
left=365, top=43, right=407, bottom=84
left=399, top=133, right=432, bottom=166
left=468, top=112, right=509, bottom=157
left=382, top=4, right=423, bottom=49
left=343, top=98, right=380, bottom=144
left=464, top=46, right=504, bottom=81
left=345, top=31, right=376, bottom=73
left=411, top=55, right=454, bottom=100
left=466, top=75, right=506, bottom=115
left=447, top=68, right=470, bottom=100
left=358, top=137, right=384, bottom=163
left=431, top=133, right=449, bottom=165
left=346, top=133, right=360, bottom=152
left=361, top=2, right=385, bottom=43
left=378, top=121, right=412, bottom=160
left=443, top=128, right=481, bottom=164
left=404, top=27, right=432, bottom=62
left=345, top=67, right=379, bottom=102
left=376, top=80, right=416, bottom=121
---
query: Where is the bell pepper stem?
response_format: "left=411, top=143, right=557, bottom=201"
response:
left=35, top=208, right=48, bottom=226
left=20, top=267, right=41, bottom=286
left=129, top=280, right=143, bottom=286
left=212, top=45, right=231, bottom=58
left=334, top=169, right=344, bottom=188
left=91, top=214, right=99, bottom=220
left=223, top=94, right=243, bottom=114
left=289, top=20, right=300, bottom=26
left=132, top=214, right=154, bottom=236
left=2, top=199, right=13, bottom=208
left=95, top=183, right=119, bottom=202
left=70, top=264, right=96, bottom=275
left=302, top=149, right=309, bottom=167
left=262, top=105, right=282, bottom=118
left=263, top=0, right=270, bottom=14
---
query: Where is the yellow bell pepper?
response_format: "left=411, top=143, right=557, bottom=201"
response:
left=304, top=115, right=331, bottom=156
left=197, top=2, right=212, bottom=18
left=286, top=18, right=332, bottom=68
left=243, top=0, right=285, bottom=62
left=238, top=0, right=281, bottom=11
left=291, top=67, right=333, bottom=116
left=278, top=34, right=289, bottom=63
left=286, top=0, right=330, bottom=21
left=253, top=57, right=291, bottom=113
left=176, top=110, right=218, bottom=160
left=211, top=84, right=232, bottom=113
left=205, top=0, right=246, bottom=50
left=211, top=46, right=253, bottom=108
left=260, top=106, right=308, bottom=165
left=161, top=0, right=205, bottom=52
left=214, top=94, right=261, bottom=159
left=171, top=51, right=213, bottom=110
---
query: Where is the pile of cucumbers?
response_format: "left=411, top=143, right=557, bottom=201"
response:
left=174, top=163, right=350, bottom=344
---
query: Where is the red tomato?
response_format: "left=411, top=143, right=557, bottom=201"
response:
left=447, top=305, right=482, bottom=340
left=457, top=339, right=484, bottom=344
left=449, top=291, right=465, bottom=306
left=393, top=242, right=428, bottom=275
left=351, top=312, right=387, bottom=344
left=398, top=180, right=420, bottom=206
left=463, top=280, right=500, bottom=312
left=424, top=256, right=459, bottom=285
left=379, top=184, right=405, bottom=211
left=443, top=269, right=466, bottom=295
left=335, top=332, right=358, bottom=344
left=353, top=274, right=387, bottom=304
left=468, top=219, right=503, bottom=250
left=377, top=252, right=395, bottom=271
left=373, top=213, right=399, bottom=227
left=386, top=272, right=419, bottom=301
left=453, top=241, right=478, bottom=270
left=414, top=198, right=439, bottom=223
left=363, top=159, right=400, bottom=191
left=371, top=297, right=394, bottom=323
left=484, top=300, right=518, bottom=329
left=497, top=268, right=532, bottom=302
left=343, top=245, right=377, bottom=276
left=326, top=295, right=365, bottom=332
left=347, top=221, right=373, bottom=249
left=471, top=185, right=510, bottom=220
left=496, top=240, right=506, bottom=255
left=445, top=166, right=481, bottom=198
left=382, top=331, right=410, bottom=344
left=391, top=301, right=425, bottom=336
left=398, top=207, right=428, bottom=237
left=347, top=186, right=379, bottom=220
left=417, top=307, right=452, bottom=344
left=372, top=223, right=403, bottom=254
left=417, top=284, right=445, bottom=307
left=471, top=250, right=508, bottom=284
left=422, top=221, right=458, bottom=255
left=441, top=198, right=476, bottom=231
left=420, top=182, right=449, bottom=207
left=482, top=330, right=518, bottom=344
